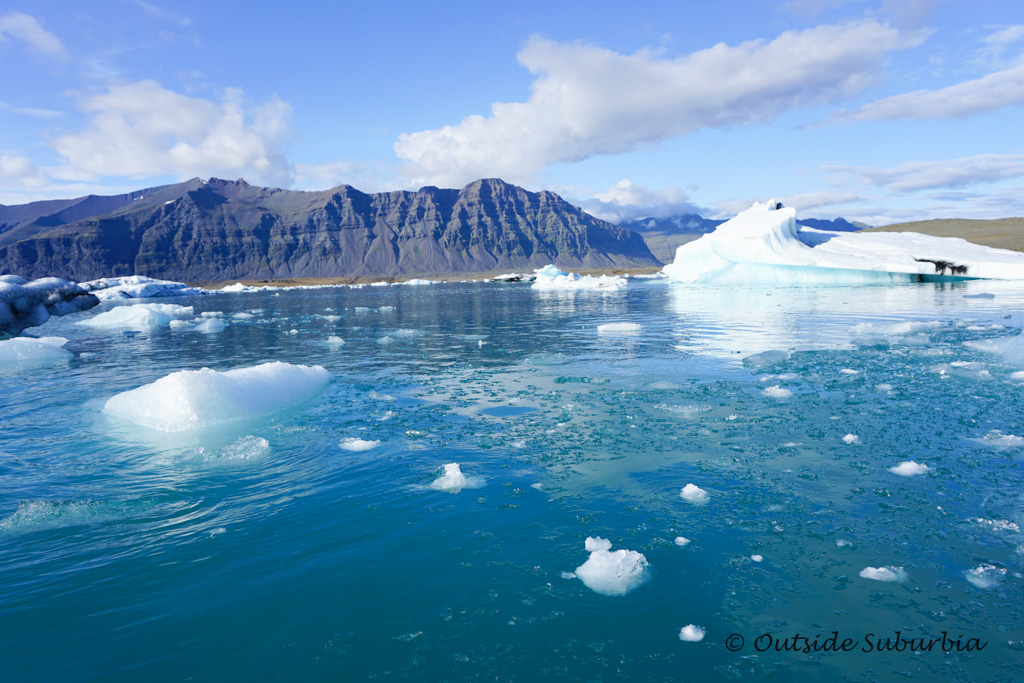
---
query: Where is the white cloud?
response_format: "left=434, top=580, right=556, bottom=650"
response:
left=0, top=154, right=48, bottom=188
left=51, top=81, right=294, bottom=187
left=0, top=101, right=64, bottom=120
left=983, top=25, right=1024, bottom=46
left=827, top=154, right=1024, bottom=191
left=837, top=58, right=1024, bottom=120
left=0, top=12, right=65, bottom=58
left=576, top=179, right=704, bottom=223
left=293, top=160, right=395, bottom=193
left=715, top=190, right=863, bottom=218
left=395, top=21, right=923, bottom=188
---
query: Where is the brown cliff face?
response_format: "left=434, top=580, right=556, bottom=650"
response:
left=0, top=178, right=660, bottom=281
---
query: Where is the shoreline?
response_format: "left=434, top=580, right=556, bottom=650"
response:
left=192, top=265, right=664, bottom=289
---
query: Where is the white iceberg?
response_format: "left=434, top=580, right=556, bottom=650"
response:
left=574, top=536, right=649, bottom=596
left=429, top=462, right=485, bottom=492
left=889, top=461, right=929, bottom=476
left=678, top=625, right=706, bottom=642
left=531, top=265, right=626, bottom=291
left=79, top=275, right=209, bottom=301
left=663, top=200, right=1024, bottom=284
left=0, top=336, right=72, bottom=363
left=859, top=566, right=908, bottom=582
left=78, top=303, right=194, bottom=331
left=680, top=483, right=709, bottom=504
left=339, top=437, right=380, bottom=452
left=103, top=361, right=331, bottom=432
left=0, top=276, right=99, bottom=337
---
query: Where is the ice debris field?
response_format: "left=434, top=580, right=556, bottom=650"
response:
left=3, top=206, right=1024, bottom=680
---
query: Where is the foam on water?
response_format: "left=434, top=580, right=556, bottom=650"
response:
left=574, top=537, right=649, bottom=596
left=103, top=361, right=331, bottom=432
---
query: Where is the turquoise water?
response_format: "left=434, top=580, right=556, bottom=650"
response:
left=3, top=279, right=1024, bottom=681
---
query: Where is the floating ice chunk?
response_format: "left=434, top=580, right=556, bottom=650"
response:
left=680, top=483, right=709, bottom=505
left=200, top=311, right=223, bottom=318
left=840, top=368, right=861, bottom=376
left=393, top=328, right=423, bottom=337
left=679, top=625, right=706, bottom=642
left=964, top=564, right=1006, bottom=589
left=835, top=539, right=853, bottom=548
left=560, top=571, right=577, bottom=579
left=232, top=312, right=255, bottom=320
left=103, top=361, right=331, bottom=432
left=340, top=437, right=380, bottom=452
left=574, top=537, right=649, bottom=596
left=763, top=385, right=792, bottom=398
left=852, top=320, right=943, bottom=336
left=964, top=334, right=1024, bottom=365
left=674, top=536, right=691, bottom=547
left=354, top=307, right=372, bottom=313
left=842, top=434, right=860, bottom=444
left=859, top=566, right=908, bottom=582
left=751, top=554, right=764, bottom=562
left=982, top=431, right=1024, bottom=448
left=78, top=303, right=194, bottom=331
left=656, top=404, right=712, bottom=417
left=744, top=350, right=789, bottom=367
left=0, top=336, right=71, bottom=363
left=379, top=306, right=395, bottom=311
left=193, top=318, right=225, bottom=334
left=889, top=461, right=929, bottom=476
left=403, top=279, right=436, bottom=285
left=597, top=322, right=643, bottom=335
left=760, top=373, right=798, bottom=382
left=875, top=383, right=894, bottom=391
left=327, top=336, right=345, bottom=347
left=321, top=314, right=342, bottom=322
left=430, top=463, right=485, bottom=492
left=531, top=265, right=626, bottom=291
left=286, top=329, right=298, bottom=336
left=377, top=336, right=393, bottom=345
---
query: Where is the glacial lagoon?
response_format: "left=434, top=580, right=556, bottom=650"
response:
left=3, top=278, right=1024, bottom=681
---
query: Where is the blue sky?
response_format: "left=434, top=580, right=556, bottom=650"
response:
left=1, top=0, right=1022, bottom=225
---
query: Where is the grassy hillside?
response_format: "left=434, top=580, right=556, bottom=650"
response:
left=864, top=218, right=1024, bottom=252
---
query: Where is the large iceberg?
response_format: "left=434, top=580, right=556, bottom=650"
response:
left=0, top=275, right=99, bottom=337
left=103, top=361, right=332, bottom=432
left=0, top=336, right=72, bottom=363
left=79, top=276, right=210, bottom=301
left=662, top=201, right=1024, bottom=284
left=78, top=303, right=195, bottom=331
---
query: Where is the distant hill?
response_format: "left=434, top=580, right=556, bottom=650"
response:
left=864, top=218, right=1024, bottom=253
left=621, top=213, right=865, bottom=263
left=0, top=178, right=660, bottom=281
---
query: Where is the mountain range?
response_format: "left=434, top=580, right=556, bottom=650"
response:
left=0, top=178, right=865, bottom=282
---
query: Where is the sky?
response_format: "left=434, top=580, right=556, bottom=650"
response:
left=0, top=0, right=1022, bottom=226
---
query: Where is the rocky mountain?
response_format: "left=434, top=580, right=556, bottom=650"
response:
left=0, top=178, right=660, bottom=281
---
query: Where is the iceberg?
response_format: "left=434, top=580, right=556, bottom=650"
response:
left=103, top=361, right=331, bottom=432
left=663, top=200, right=1024, bottom=284
left=574, top=537, right=649, bottom=596
left=859, top=566, right=908, bottom=582
left=79, top=276, right=209, bottom=301
left=0, top=336, right=72, bottom=363
left=78, top=303, right=194, bottom=331
left=0, top=275, right=99, bottom=337
left=531, top=265, right=626, bottom=291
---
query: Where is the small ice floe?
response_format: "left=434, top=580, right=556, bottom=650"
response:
left=680, top=483, right=709, bottom=505
left=103, top=362, right=331, bottom=432
left=726, top=414, right=738, bottom=421
left=430, top=463, right=485, bottom=492
left=760, top=373, right=798, bottom=382
left=530, top=265, right=626, bottom=291
left=751, top=554, right=764, bottom=563
left=875, top=383, right=894, bottom=391
left=678, top=625, right=706, bottom=642
left=743, top=350, right=789, bottom=368
left=574, top=537, right=649, bottom=596
left=964, top=563, right=1006, bottom=589
left=286, top=329, right=298, bottom=336
left=859, top=566, right=908, bottom=582
left=981, top=431, right=1024, bottom=448
left=851, top=320, right=943, bottom=336
left=656, top=404, right=712, bottom=418
left=560, top=571, right=577, bottom=580
left=327, top=335, right=345, bottom=347
left=377, top=336, right=394, bottom=345
left=78, top=303, right=194, bottom=331
left=232, top=312, right=255, bottom=320
left=835, top=539, right=853, bottom=548
left=963, top=335, right=1024, bottom=365
left=339, top=438, right=380, bottom=452
left=842, top=434, right=860, bottom=444
left=674, top=536, right=691, bottom=547
left=1012, top=371, right=1024, bottom=381
left=889, top=461, right=929, bottom=476
left=403, top=279, right=436, bottom=286
left=0, top=336, right=72, bottom=363
left=763, top=385, right=792, bottom=398
left=200, top=311, right=223, bottom=318
left=379, top=306, right=395, bottom=312
left=597, top=322, right=643, bottom=335
left=194, top=318, right=226, bottom=334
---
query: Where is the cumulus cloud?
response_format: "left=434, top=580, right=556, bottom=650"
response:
left=0, top=12, right=65, bottom=58
left=395, top=21, right=923, bottom=187
left=575, top=179, right=704, bottom=223
left=836, top=58, right=1024, bottom=121
left=0, top=154, right=48, bottom=188
left=827, top=154, right=1024, bottom=191
left=52, top=81, right=294, bottom=187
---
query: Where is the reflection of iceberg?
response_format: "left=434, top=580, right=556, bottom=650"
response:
left=663, top=201, right=1024, bottom=283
